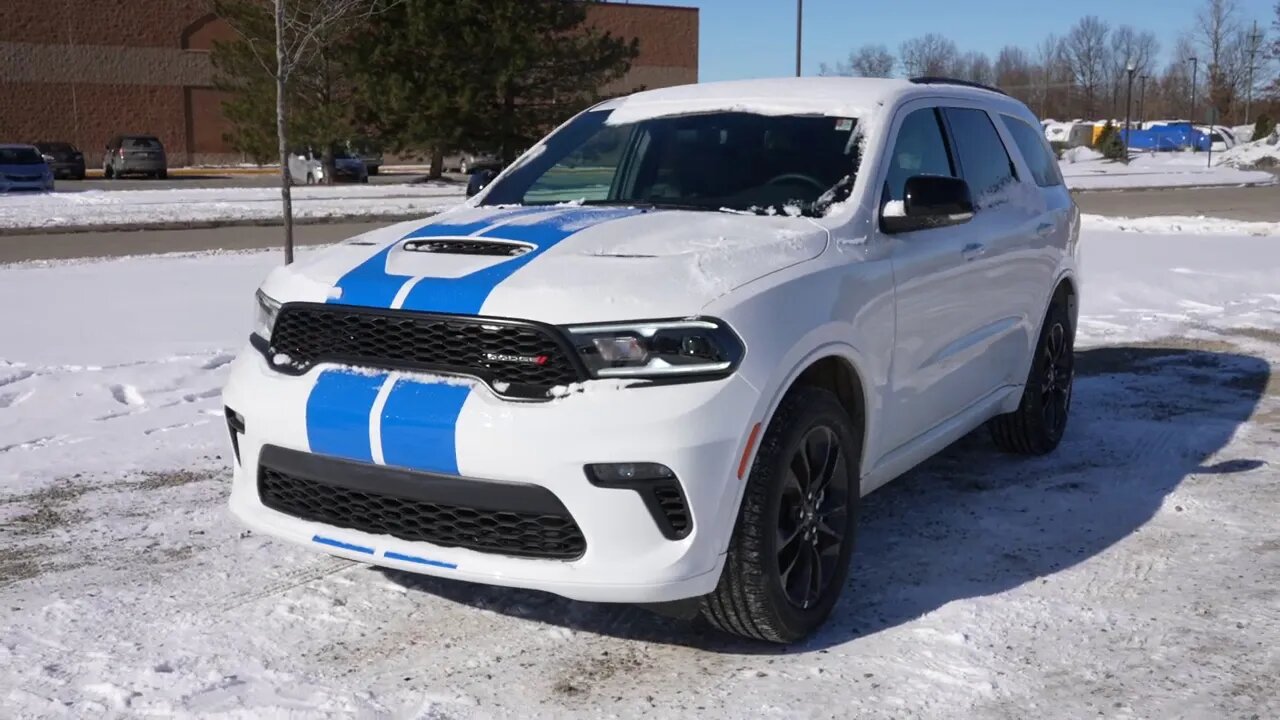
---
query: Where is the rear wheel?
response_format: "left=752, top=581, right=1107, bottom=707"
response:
left=989, top=299, right=1074, bottom=455
left=104, top=164, right=114, bottom=179
left=701, top=386, right=859, bottom=643
left=156, top=169, right=168, bottom=180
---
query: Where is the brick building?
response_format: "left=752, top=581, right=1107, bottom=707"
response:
left=0, top=1, right=698, bottom=166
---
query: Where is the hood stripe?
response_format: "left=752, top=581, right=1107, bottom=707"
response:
left=397, top=207, right=644, bottom=315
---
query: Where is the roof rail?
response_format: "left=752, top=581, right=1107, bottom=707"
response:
left=908, top=76, right=1008, bottom=96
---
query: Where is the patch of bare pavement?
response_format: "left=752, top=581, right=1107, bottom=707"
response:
left=1072, top=183, right=1280, bottom=221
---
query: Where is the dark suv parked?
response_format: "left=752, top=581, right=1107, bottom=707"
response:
left=104, top=135, right=168, bottom=179
left=35, top=142, right=86, bottom=180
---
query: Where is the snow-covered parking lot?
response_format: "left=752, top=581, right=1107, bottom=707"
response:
left=0, top=183, right=465, bottom=232
left=2, top=217, right=1279, bottom=718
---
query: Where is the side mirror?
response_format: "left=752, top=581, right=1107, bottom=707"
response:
left=881, top=175, right=975, bottom=234
left=466, top=168, right=498, bottom=198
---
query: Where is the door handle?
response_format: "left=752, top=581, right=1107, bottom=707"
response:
left=961, top=242, right=986, bottom=261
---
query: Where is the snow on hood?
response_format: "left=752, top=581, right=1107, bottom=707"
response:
left=261, top=205, right=828, bottom=324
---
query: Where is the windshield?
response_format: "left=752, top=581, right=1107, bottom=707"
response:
left=481, top=110, right=861, bottom=216
left=0, top=147, right=44, bottom=165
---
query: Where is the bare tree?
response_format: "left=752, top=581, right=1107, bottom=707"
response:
left=1035, top=34, right=1070, bottom=118
left=1107, top=26, right=1159, bottom=118
left=994, top=45, right=1034, bottom=105
left=957, top=51, right=993, bottom=84
left=899, top=34, right=959, bottom=77
left=218, top=0, right=394, bottom=264
left=1197, top=0, right=1243, bottom=121
left=819, top=44, right=895, bottom=77
left=1064, top=16, right=1111, bottom=117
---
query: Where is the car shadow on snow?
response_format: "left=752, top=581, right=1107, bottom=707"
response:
left=381, top=343, right=1272, bottom=654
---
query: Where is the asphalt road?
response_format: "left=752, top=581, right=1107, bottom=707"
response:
left=4, top=184, right=1278, bottom=264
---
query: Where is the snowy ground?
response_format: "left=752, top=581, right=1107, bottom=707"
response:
left=0, top=184, right=465, bottom=232
left=1061, top=150, right=1276, bottom=190
left=2, top=219, right=1279, bottom=718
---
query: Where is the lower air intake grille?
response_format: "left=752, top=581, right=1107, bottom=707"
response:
left=257, top=446, right=586, bottom=560
left=650, top=481, right=692, bottom=539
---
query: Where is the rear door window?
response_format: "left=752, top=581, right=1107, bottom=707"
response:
left=942, top=108, right=1018, bottom=203
left=1000, top=115, right=1063, bottom=187
left=883, top=108, right=955, bottom=203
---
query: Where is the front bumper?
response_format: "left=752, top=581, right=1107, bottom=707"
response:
left=224, top=345, right=761, bottom=603
left=0, top=178, right=51, bottom=192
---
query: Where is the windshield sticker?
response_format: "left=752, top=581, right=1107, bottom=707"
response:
left=834, top=118, right=854, bottom=132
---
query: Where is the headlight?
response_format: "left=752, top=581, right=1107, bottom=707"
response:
left=564, top=318, right=743, bottom=379
left=253, top=290, right=281, bottom=341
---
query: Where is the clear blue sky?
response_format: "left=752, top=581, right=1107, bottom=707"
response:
left=635, top=0, right=1276, bottom=81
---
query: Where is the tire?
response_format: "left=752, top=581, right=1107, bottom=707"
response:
left=104, top=164, right=114, bottom=179
left=368, top=166, right=379, bottom=176
left=988, top=298, right=1074, bottom=455
left=157, top=169, right=168, bottom=180
left=701, top=386, right=860, bottom=644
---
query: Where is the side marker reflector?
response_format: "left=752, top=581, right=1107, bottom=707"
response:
left=738, top=422, right=762, bottom=479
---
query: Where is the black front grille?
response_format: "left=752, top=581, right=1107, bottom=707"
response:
left=266, top=304, right=584, bottom=399
left=257, top=445, right=587, bottom=560
left=403, top=239, right=533, bottom=256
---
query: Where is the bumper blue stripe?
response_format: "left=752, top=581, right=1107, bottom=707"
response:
left=384, top=550, right=457, bottom=569
left=305, top=370, right=386, bottom=462
left=313, top=534, right=374, bottom=554
left=379, top=378, right=470, bottom=474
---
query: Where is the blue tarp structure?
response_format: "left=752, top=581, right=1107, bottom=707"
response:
left=1120, top=123, right=1211, bottom=152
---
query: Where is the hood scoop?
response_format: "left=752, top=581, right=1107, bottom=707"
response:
left=403, top=238, right=535, bottom=257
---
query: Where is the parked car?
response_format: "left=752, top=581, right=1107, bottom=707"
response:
left=35, top=141, right=86, bottom=180
left=0, top=144, right=54, bottom=192
left=448, top=151, right=500, bottom=174
left=1194, top=124, right=1238, bottom=152
left=329, top=145, right=371, bottom=183
left=104, top=135, right=167, bottom=179
left=287, top=148, right=325, bottom=185
left=224, top=77, right=1079, bottom=643
left=345, top=138, right=383, bottom=175
left=287, top=146, right=369, bottom=184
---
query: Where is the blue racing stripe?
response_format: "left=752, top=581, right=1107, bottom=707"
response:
left=328, top=208, right=546, bottom=309
left=379, top=378, right=471, bottom=474
left=398, top=206, right=644, bottom=314
left=305, top=370, right=386, bottom=462
left=313, top=534, right=374, bottom=554
left=384, top=550, right=457, bottom=569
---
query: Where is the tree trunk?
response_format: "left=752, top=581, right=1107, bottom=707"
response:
left=275, top=0, right=295, bottom=265
left=428, top=147, right=444, bottom=179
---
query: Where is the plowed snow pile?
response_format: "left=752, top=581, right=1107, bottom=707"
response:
left=2, top=221, right=1278, bottom=718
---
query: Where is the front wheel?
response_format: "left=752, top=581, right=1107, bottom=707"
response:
left=989, top=299, right=1074, bottom=454
left=701, top=386, right=859, bottom=643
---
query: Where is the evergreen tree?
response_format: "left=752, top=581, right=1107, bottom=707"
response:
left=351, top=0, right=638, bottom=175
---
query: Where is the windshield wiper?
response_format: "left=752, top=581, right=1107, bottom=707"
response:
left=577, top=199, right=722, bottom=212
left=802, top=172, right=857, bottom=218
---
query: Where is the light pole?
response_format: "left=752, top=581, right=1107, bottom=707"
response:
left=1123, top=63, right=1135, bottom=162
left=1188, top=56, right=1198, bottom=124
left=1138, top=74, right=1148, bottom=124
left=1245, top=21, right=1262, bottom=124
left=795, top=0, right=803, bottom=77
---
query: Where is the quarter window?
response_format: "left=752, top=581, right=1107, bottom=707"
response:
left=942, top=107, right=1017, bottom=202
left=1001, top=115, right=1064, bottom=187
left=884, top=108, right=954, bottom=203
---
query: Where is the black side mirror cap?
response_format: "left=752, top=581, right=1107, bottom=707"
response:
left=881, top=175, right=975, bottom=234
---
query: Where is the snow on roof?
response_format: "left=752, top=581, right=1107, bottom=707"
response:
left=599, top=76, right=914, bottom=125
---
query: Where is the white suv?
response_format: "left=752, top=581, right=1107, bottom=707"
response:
left=224, top=77, right=1079, bottom=643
